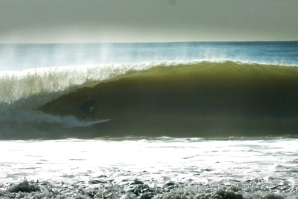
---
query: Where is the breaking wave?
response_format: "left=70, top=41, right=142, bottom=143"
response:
left=1, top=61, right=298, bottom=139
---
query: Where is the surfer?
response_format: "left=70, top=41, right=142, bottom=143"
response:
left=80, top=95, right=100, bottom=121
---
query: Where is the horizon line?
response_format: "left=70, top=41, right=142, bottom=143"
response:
left=1, top=40, right=298, bottom=45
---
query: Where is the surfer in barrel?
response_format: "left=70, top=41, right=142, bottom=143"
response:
left=80, top=95, right=101, bottom=121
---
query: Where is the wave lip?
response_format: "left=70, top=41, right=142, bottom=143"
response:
left=31, top=61, right=298, bottom=138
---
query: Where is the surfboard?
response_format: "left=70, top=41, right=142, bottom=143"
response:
left=85, top=119, right=110, bottom=124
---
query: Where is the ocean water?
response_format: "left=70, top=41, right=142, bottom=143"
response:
left=0, top=42, right=298, bottom=198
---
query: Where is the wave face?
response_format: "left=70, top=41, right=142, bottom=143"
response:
left=0, top=62, right=150, bottom=139
left=1, top=42, right=298, bottom=139
left=36, top=61, right=298, bottom=138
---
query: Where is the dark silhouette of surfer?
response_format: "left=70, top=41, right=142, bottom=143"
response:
left=80, top=95, right=100, bottom=121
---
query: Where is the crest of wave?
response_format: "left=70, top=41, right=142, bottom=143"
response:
left=0, top=62, right=157, bottom=106
left=0, top=62, right=156, bottom=128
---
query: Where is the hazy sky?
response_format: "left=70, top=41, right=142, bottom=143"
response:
left=1, top=0, right=298, bottom=43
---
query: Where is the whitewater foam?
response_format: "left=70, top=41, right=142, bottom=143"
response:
left=0, top=137, right=297, bottom=198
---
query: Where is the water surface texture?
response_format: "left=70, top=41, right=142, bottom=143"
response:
left=0, top=42, right=298, bottom=198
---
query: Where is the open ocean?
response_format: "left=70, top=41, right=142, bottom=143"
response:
left=0, top=42, right=298, bottom=198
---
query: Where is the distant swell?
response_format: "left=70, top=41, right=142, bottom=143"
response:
left=36, top=61, right=298, bottom=138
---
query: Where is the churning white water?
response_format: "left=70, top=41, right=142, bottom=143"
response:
left=0, top=137, right=297, bottom=198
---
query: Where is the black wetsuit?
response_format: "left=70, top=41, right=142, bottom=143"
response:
left=81, top=98, right=98, bottom=120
